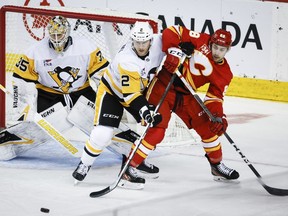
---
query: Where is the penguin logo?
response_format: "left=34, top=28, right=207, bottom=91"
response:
left=48, top=66, right=81, bottom=93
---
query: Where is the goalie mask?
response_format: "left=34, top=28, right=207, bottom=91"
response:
left=47, top=16, right=71, bottom=53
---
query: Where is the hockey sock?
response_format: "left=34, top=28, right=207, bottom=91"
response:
left=206, top=146, right=222, bottom=164
left=129, top=127, right=165, bottom=167
left=129, top=139, right=154, bottom=167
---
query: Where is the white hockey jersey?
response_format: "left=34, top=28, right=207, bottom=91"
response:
left=13, top=36, right=109, bottom=94
left=102, top=34, right=165, bottom=106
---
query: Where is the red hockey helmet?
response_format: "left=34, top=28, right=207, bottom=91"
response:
left=210, top=29, right=232, bottom=47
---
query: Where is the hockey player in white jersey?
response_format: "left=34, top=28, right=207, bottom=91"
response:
left=72, top=21, right=165, bottom=189
left=13, top=15, right=108, bottom=114
left=0, top=16, right=109, bottom=160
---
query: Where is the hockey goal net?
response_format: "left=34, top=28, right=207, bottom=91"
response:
left=0, top=5, right=199, bottom=146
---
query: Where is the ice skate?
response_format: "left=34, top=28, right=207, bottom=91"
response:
left=121, top=155, right=159, bottom=179
left=118, top=165, right=145, bottom=190
left=205, top=154, right=239, bottom=181
left=118, top=155, right=145, bottom=189
left=72, top=161, right=91, bottom=184
left=137, top=159, right=159, bottom=179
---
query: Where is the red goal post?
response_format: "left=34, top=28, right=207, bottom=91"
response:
left=0, top=5, right=159, bottom=128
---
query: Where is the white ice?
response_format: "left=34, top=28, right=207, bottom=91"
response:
left=0, top=95, right=288, bottom=216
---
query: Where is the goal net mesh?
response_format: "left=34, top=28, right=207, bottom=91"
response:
left=1, top=5, right=199, bottom=146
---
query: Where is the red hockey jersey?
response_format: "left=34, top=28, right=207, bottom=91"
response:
left=160, top=25, right=233, bottom=101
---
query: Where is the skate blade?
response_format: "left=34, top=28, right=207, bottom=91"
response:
left=136, top=171, right=159, bottom=179
left=118, top=179, right=145, bottom=190
left=74, top=180, right=80, bottom=186
left=213, top=176, right=240, bottom=184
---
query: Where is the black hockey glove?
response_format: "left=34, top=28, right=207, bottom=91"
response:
left=140, top=105, right=162, bottom=127
left=151, top=112, right=162, bottom=127
left=178, top=42, right=195, bottom=57
left=148, top=104, right=162, bottom=127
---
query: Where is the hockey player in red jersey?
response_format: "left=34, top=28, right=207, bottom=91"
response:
left=127, top=26, right=239, bottom=187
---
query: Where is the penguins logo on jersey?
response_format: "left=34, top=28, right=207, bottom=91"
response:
left=48, top=66, right=81, bottom=93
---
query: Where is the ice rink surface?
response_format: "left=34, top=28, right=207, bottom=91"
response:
left=1, top=95, right=288, bottom=216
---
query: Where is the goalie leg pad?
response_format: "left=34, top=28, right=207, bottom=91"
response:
left=39, top=102, right=73, bottom=133
left=108, top=138, right=132, bottom=157
left=107, top=122, right=140, bottom=157
left=6, top=77, right=37, bottom=126
left=67, top=95, right=95, bottom=134
left=0, top=136, right=17, bottom=161
left=0, top=121, right=51, bottom=160
left=115, top=129, right=140, bottom=143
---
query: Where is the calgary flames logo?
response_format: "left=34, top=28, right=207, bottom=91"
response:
left=22, top=0, right=65, bottom=41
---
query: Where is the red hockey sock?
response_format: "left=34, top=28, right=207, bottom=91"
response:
left=130, top=127, right=165, bottom=167
left=207, top=147, right=222, bottom=164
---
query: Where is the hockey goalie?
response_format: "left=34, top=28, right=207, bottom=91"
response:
left=1, top=15, right=108, bottom=160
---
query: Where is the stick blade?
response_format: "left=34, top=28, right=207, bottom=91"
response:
left=258, top=179, right=288, bottom=196
left=263, top=185, right=288, bottom=196
left=90, top=186, right=112, bottom=198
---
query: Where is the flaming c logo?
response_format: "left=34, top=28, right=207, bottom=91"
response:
left=22, top=0, right=65, bottom=41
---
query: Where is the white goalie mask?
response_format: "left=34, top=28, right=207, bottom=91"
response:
left=130, top=21, right=153, bottom=42
left=47, top=16, right=71, bottom=53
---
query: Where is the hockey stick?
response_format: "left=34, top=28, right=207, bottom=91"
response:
left=90, top=54, right=187, bottom=198
left=0, top=84, right=81, bottom=158
left=174, top=70, right=288, bottom=196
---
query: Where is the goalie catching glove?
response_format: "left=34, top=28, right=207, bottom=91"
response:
left=139, top=105, right=162, bottom=127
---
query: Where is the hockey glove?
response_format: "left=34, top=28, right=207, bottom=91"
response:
left=140, top=106, right=162, bottom=127
left=148, top=104, right=162, bottom=127
left=163, top=53, right=180, bottom=73
left=178, top=42, right=195, bottom=57
left=209, top=115, right=228, bottom=136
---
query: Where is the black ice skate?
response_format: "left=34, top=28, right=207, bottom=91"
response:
left=118, top=155, right=145, bottom=189
left=122, top=155, right=159, bottom=179
left=205, top=154, right=239, bottom=181
left=72, top=161, right=91, bottom=182
left=137, top=159, right=159, bottom=179
left=119, top=166, right=146, bottom=189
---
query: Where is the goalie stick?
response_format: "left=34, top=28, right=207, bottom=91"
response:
left=174, top=69, right=288, bottom=196
left=90, top=53, right=187, bottom=198
left=0, top=84, right=81, bottom=158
